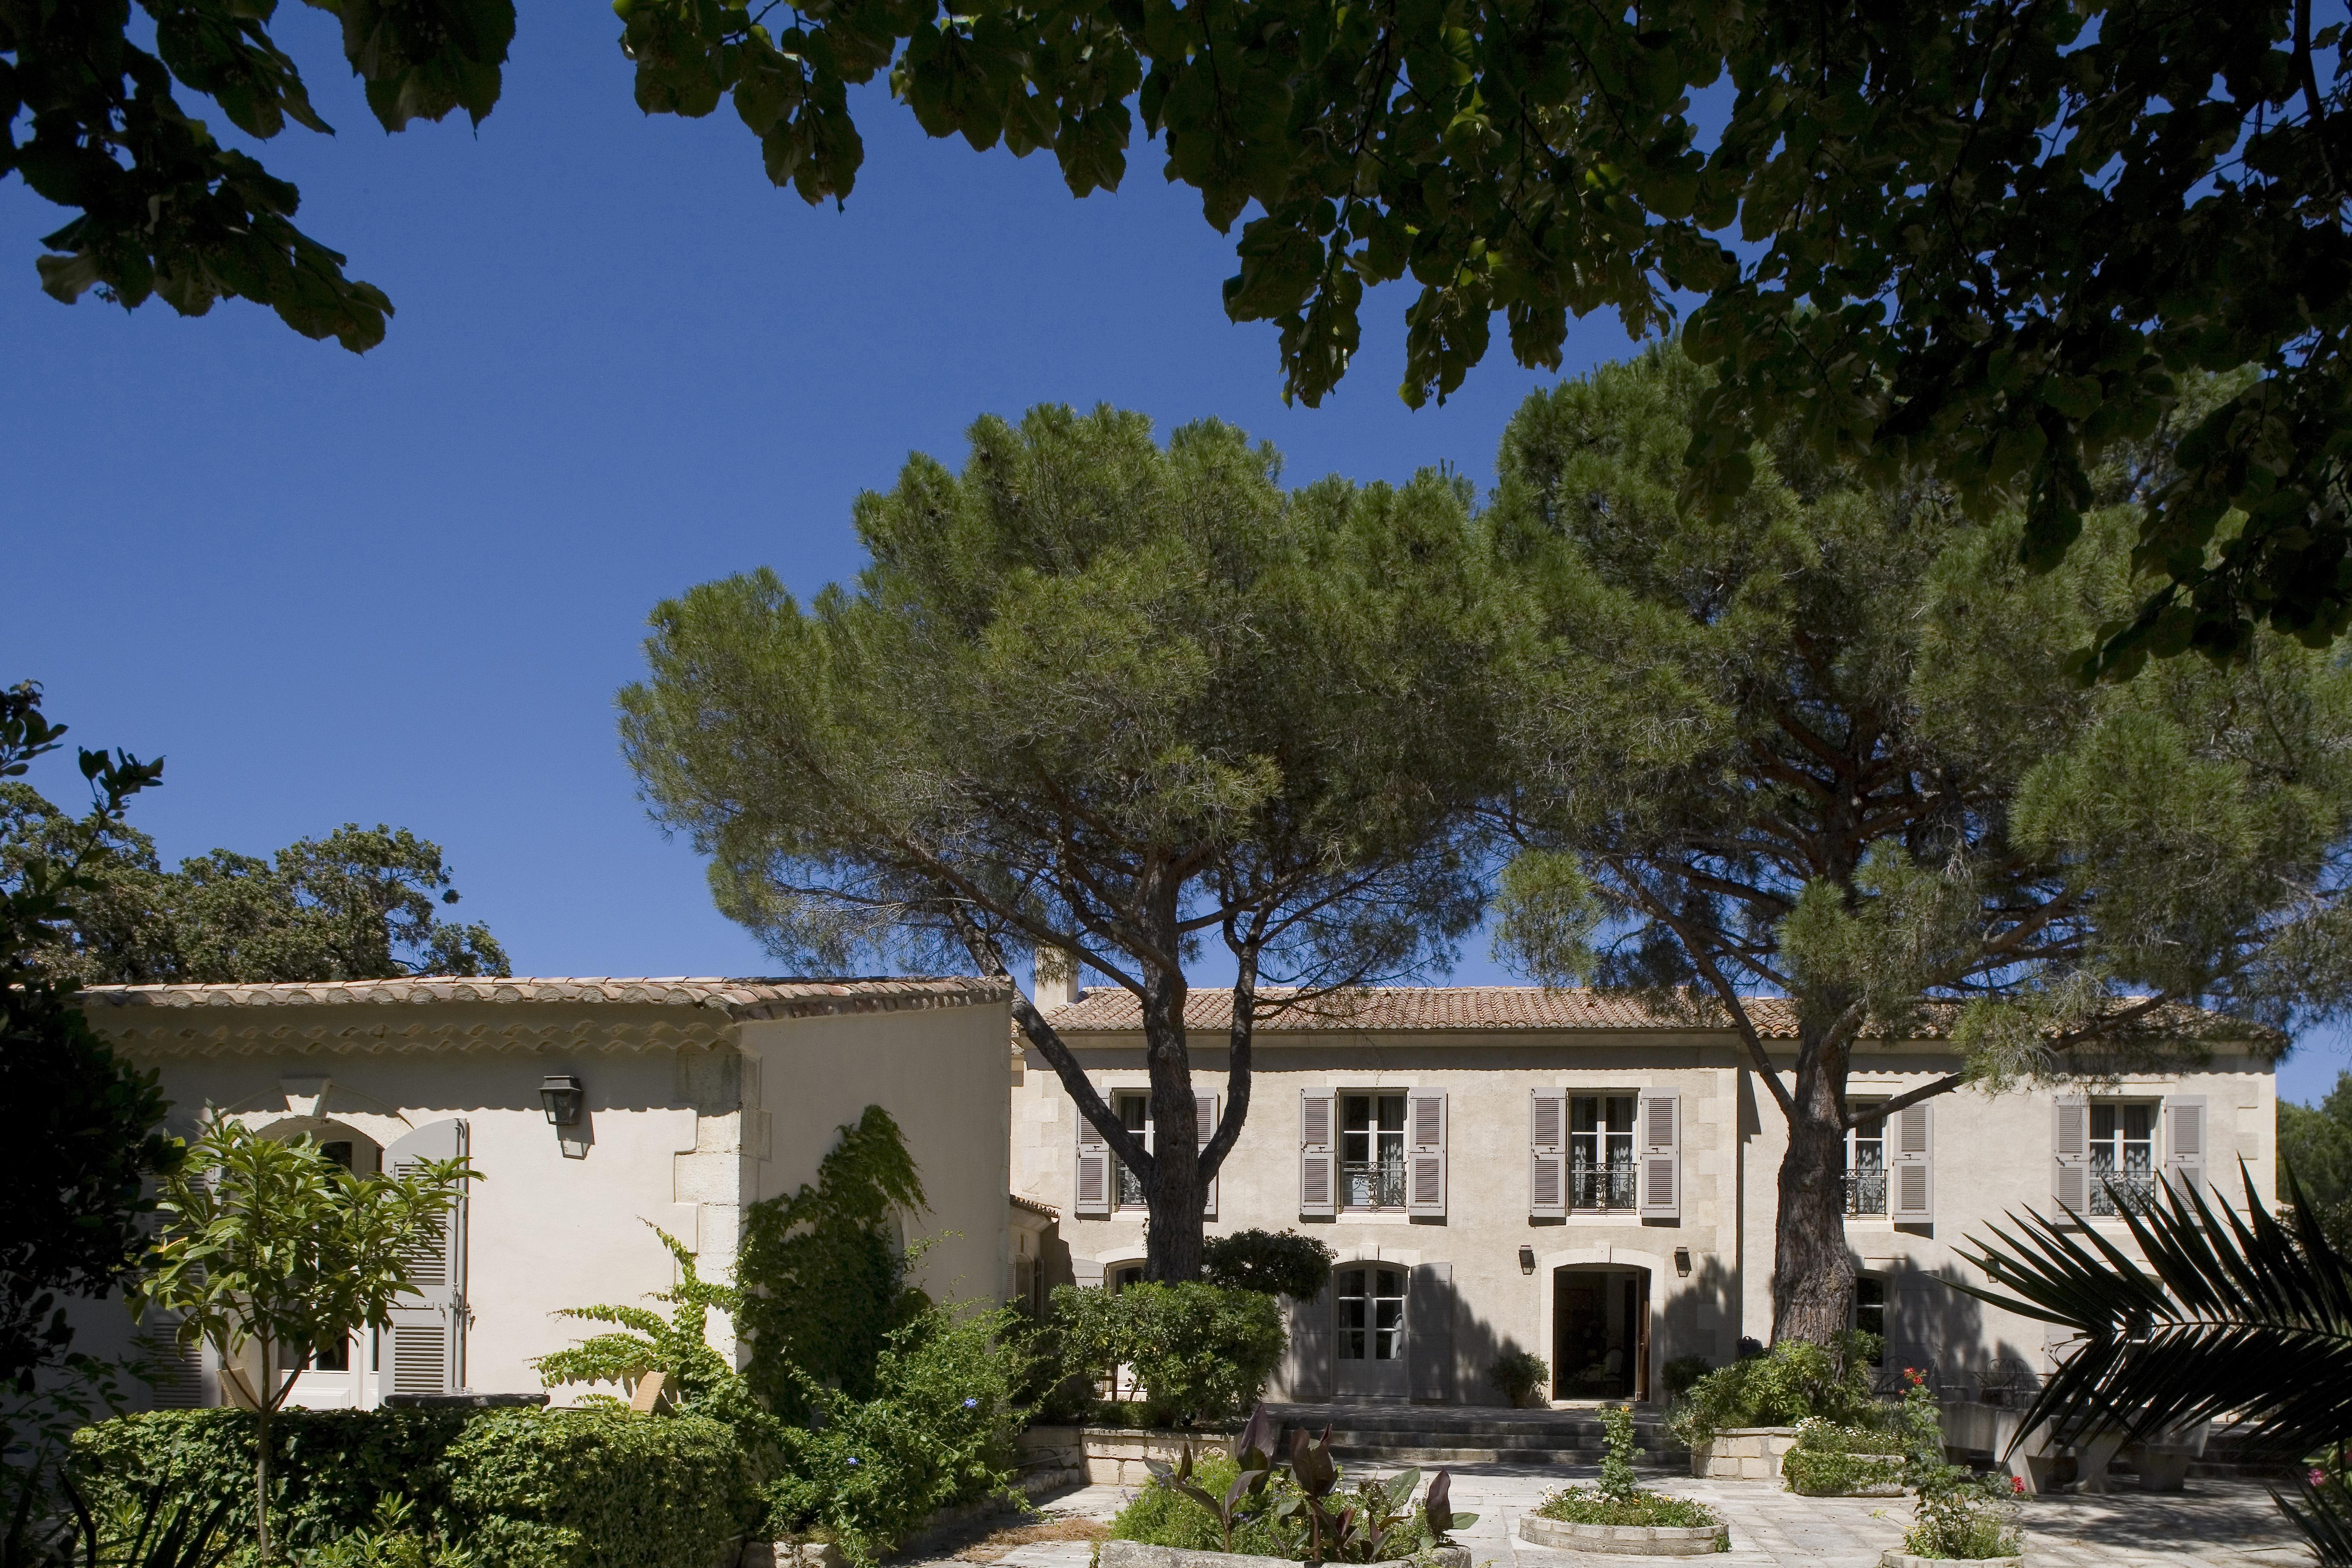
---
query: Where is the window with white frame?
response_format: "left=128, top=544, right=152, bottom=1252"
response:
left=1335, top=1265, right=1407, bottom=1360
left=1844, top=1102, right=1888, bottom=1216
left=1340, top=1094, right=1407, bottom=1209
left=2089, top=1102, right=2158, bottom=1215
left=1115, top=1093, right=1151, bottom=1209
left=1569, top=1094, right=1637, bottom=1211
left=1853, top=1276, right=1887, bottom=1365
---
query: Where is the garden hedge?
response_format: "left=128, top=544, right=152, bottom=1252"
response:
left=71, top=1406, right=754, bottom=1568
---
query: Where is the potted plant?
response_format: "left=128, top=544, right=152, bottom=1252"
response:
left=1487, top=1351, right=1549, bottom=1409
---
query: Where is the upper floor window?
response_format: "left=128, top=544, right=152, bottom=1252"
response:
left=1570, top=1094, right=1637, bottom=1211
left=1341, top=1093, right=1407, bottom=1209
left=2089, top=1102, right=2158, bottom=1215
left=1115, top=1093, right=1151, bottom=1209
left=1844, top=1102, right=1887, bottom=1216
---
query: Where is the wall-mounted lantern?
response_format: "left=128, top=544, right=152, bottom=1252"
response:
left=1518, top=1245, right=1536, bottom=1275
left=1674, top=1246, right=1693, bottom=1277
left=539, top=1074, right=585, bottom=1128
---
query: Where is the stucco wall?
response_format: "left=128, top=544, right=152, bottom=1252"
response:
left=745, top=1001, right=1012, bottom=1311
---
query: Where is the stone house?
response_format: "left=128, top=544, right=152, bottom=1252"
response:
left=72, top=975, right=1013, bottom=1411
left=1010, top=980, right=2275, bottom=1405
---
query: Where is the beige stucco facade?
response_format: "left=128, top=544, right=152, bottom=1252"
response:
left=72, top=975, right=1013, bottom=1412
left=1013, top=985, right=2276, bottom=1406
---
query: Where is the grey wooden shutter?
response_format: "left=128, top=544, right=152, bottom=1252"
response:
left=384, top=1119, right=466, bottom=1397
left=2052, top=1095, right=2090, bottom=1212
left=1637, top=1088, right=1681, bottom=1219
left=1196, top=1091, right=1220, bottom=1219
left=137, top=1312, right=213, bottom=1409
left=1300, top=1089, right=1338, bottom=1217
left=1407, top=1088, right=1448, bottom=1217
left=1530, top=1087, right=1568, bottom=1219
left=1891, top=1103, right=1935, bottom=1223
left=1074, top=1098, right=1111, bottom=1217
left=1409, top=1263, right=1455, bottom=1401
left=2164, top=1095, right=2208, bottom=1200
left=1285, top=1283, right=1334, bottom=1399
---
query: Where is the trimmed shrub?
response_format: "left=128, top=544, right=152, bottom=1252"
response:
left=1781, top=1449, right=1905, bottom=1496
left=1050, top=1282, right=1283, bottom=1427
left=445, top=1409, right=753, bottom=1568
left=69, top=1406, right=753, bottom=1568
left=1201, top=1231, right=1336, bottom=1303
left=1660, top=1355, right=1713, bottom=1396
left=1487, top=1351, right=1548, bottom=1405
left=1669, top=1332, right=1882, bottom=1447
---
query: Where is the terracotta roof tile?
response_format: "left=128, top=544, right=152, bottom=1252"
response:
left=78, top=975, right=1009, bottom=1022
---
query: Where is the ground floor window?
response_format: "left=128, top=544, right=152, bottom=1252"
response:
left=1335, top=1265, right=1406, bottom=1361
left=2090, top=1102, right=2158, bottom=1215
left=1854, top=1276, right=1887, bottom=1364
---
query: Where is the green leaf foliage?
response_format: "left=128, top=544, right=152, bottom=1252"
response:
left=1667, top=1333, right=1883, bottom=1449
left=1199, top=1229, right=1334, bottom=1303
left=1048, top=1282, right=1282, bottom=1427
left=2281, top=1076, right=2352, bottom=1253
left=737, top=1106, right=928, bottom=1422
left=621, top=404, right=1504, bottom=1280
left=1487, top=344, right=2352, bottom=1341
left=69, top=1406, right=753, bottom=1568
left=758, top=1302, right=1033, bottom=1567
left=3, top=0, right=514, bottom=347
left=612, top=0, right=2352, bottom=662
left=0, top=683, right=178, bottom=1394
left=0, top=790, right=508, bottom=986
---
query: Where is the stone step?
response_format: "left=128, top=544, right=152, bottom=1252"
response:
left=1327, top=1442, right=1690, bottom=1468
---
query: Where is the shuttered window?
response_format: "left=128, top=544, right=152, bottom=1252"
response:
left=1300, top=1090, right=1338, bottom=1217
left=2164, top=1095, right=2208, bottom=1201
left=1530, top=1088, right=1568, bottom=1219
left=1636, top=1089, right=1681, bottom=1219
left=1406, top=1088, right=1447, bottom=1217
left=1890, top=1103, right=1933, bottom=1223
left=383, top=1119, right=467, bottom=1398
left=2052, top=1096, right=2090, bottom=1212
left=1196, top=1091, right=1220, bottom=1219
left=1073, top=1100, right=1111, bottom=1217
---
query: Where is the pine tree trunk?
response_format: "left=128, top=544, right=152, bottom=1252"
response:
left=1141, top=969, right=1204, bottom=1282
left=1772, top=1022, right=1856, bottom=1346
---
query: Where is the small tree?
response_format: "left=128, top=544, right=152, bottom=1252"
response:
left=131, top=1123, right=477, bottom=1560
left=621, top=406, right=1504, bottom=1281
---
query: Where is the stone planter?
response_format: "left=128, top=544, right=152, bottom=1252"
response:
left=1099, top=1541, right=1472, bottom=1568
left=1690, top=1428, right=1799, bottom=1480
left=1880, top=1553, right=2021, bottom=1568
left=739, top=1543, right=845, bottom=1568
left=1072, top=1427, right=1239, bottom=1486
left=1518, top=1515, right=1729, bottom=1556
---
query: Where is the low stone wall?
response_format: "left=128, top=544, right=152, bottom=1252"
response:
left=1690, top=1427, right=1800, bottom=1480
left=1882, top=1554, right=2019, bottom=1568
left=1016, top=1425, right=1239, bottom=1486
left=1518, top=1516, right=1729, bottom=1557
left=739, top=1544, right=845, bottom=1568
left=1100, top=1542, right=1471, bottom=1568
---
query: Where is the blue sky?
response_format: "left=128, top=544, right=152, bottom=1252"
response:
left=4, top=2, right=2345, bottom=1106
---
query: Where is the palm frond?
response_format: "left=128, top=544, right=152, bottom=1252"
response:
left=2278, top=1459, right=2352, bottom=1568
left=1953, top=1161, right=2352, bottom=1455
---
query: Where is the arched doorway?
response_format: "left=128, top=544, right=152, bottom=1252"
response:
left=1552, top=1264, right=1650, bottom=1401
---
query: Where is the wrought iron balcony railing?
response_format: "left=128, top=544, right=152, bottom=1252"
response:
left=2090, top=1171, right=2161, bottom=1216
left=1570, top=1165, right=1638, bottom=1211
left=1342, top=1160, right=1407, bottom=1210
left=1846, top=1169, right=1889, bottom=1216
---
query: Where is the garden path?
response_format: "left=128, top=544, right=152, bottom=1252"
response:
left=909, top=1466, right=2311, bottom=1568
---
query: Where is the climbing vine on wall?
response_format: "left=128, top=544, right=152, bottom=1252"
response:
left=737, top=1106, right=928, bottom=1419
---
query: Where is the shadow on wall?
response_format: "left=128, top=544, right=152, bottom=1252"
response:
left=1882, top=1258, right=2048, bottom=1397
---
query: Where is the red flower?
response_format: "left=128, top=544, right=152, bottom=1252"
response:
left=2011, top=1477, right=2026, bottom=1495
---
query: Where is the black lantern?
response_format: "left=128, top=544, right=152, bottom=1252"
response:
left=539, top=1074, right=585, bottom=1127
left=1518, top=1245, right=1536, bottom=1275
left=1674, top=1246, right=1693, bottom=1277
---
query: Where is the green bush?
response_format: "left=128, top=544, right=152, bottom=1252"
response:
left=1201, top=1231, right=1336, bottom=1303
left=759, top=1303, right=1031, bottom=1567
left=1669, top=1332, right=1882, bottom=1448
left=1532, top=1489, right=1723, bottom=1530
left=444, top=1409, right=753, bottom=1568
left=1107, top=1454, right=1301, bottom=1557
left=1660, top=1355, right=1713, bottom=1396
left=1487, top=1351, right=1548, bottom=1405
left=69, top=1407, right=753, bottom=1568
left=1781, top=1449, right=1906, bottom=1497
left=1049, top=1282, right=1283, bottom=1427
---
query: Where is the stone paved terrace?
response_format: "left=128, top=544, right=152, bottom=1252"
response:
left=902, top=1462, right=2312, bottom=1568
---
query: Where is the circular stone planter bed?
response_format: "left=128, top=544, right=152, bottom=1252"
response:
left=1100, top=1542, right=1473, bottom=1568
left=1518, top=1516, right=1729, bottom=1556
left=1880, top=1553, right=2021, bottom=1568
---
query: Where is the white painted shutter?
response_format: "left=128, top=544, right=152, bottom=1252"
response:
left=1891, top=1102, right=1934, bottom=1223
left=1196, top=1091, right=1219, bottom=1219
left=384, top=1119, right=466, bottom=1397
left=137, top=1312, right=213, bottom=1409
left=1300, top=1089, right=1337, bottom=1218
left=2164, top=1096, right=2207, bottom=1200
left=1530, top=1087, right=1568, bottom=1219
left=1637, top=1088, right=1681, bottom=1219
left=1407, top=1088, right=1447, bottom=1216
left=2052, top=1095, right=2090, bottom=1212
left=1074, top=1101, right=1111, bottom=1217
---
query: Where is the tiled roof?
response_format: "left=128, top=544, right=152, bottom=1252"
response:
left=1038, top=986, right=2244, bottom=1042
left=1044, top=986, right=1798, bottom=1035
left=1011, top=1193, right=1061, bottom=1219
left=79, top=975, right=1009, bottom=1023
